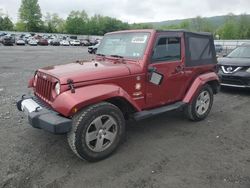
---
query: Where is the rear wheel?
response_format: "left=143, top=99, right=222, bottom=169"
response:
left=67, top=102, right=125, bottom=162
left=185, top=84, right=213, bottom=121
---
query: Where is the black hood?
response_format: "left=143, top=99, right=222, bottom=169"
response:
left=218, top=57, right=250, bottom=67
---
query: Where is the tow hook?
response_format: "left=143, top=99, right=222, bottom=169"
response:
left=67, top=79, right=75, bottom=93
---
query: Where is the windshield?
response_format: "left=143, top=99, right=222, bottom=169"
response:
left=97, top=32, right=150, bottom=59
left=227, top=46, right=250, bottom=58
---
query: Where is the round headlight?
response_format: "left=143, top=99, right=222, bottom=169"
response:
left=247, top=68, right=250, bottom=73
left=33, top=74, right=38, bottom=87
left=55, top=82, right=60, bottom=95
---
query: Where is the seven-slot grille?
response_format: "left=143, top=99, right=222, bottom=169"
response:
left=35, top=74, right=54, bottom=102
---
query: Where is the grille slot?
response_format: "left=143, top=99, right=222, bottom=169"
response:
left=35, top=75, right=53, bottom=102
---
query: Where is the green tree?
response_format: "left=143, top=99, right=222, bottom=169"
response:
left=86, top=15, right=130, bottom=35
left=237, top=14, right=250, bottom=39
left=44, top=13, right=65, bottom=33
left=130, top=23, right=153, bottom=29
left=217, top=14, right=238, bottom=39
left=191, top=16, right=214, bottom=32
left=65, top=10, right=88, bottom=34
left=0, top=15, right=14, bottom=31
left=18, top=0, right=43, bottom=32
left=179, top=20, right=191, bottom=30
left=86, top=15, right=102, bottom=35
left=160, top=20, right=191, bottom=30
left=15, top=21, right=26, bottom=31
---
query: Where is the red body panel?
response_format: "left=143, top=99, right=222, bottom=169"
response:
left=38, top=61, right=131, bottom=85
left=30, top=29, right=219, bottom=117
left=52, top=84, right=141, bottom=117
left=182, top=72, right=219, bottom=103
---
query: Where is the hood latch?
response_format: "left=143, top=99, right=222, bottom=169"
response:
left=67, top=79, right=75, bottom=93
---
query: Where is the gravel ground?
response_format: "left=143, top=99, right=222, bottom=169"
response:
left=0, top=46, right=250, bottom=188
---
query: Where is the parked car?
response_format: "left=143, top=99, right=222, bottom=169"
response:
left=51, top=39, right=61, bottom=46
left=16, top=39, right=26, bottom=45
left=215, top=44, right=223, bottom=53
left=88, top=43, right=100, bottom=54
left=70, top=40, right=81, bottom=46
left=60, top=40, right=70, bottom=46
left=89, top=38, right=99, bottom=45
left=38, top=39, right=49, bottom=46
left=0, top=32, right=7, bottom=37
left=0, top=32, right=7, bottom=43
left=17, top=29, right=219, bottom=162
left=28, top=39, right=38, bottom=46
left=218, top=43, right=250, bottom=88
left=2, top=36, right=15, bottom=46
left=80, top=39, right=91, bottom=46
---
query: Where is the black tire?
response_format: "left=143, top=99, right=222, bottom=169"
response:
left=184, top=84, right=214, bottom=121
left=67, top=102, right=125, bottom=162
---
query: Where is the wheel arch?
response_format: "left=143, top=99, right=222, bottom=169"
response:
left=183, top=72, right=220, bottom=103
left=52, top=84, right=141, bottom=117
left=206, top=80, right=220, bottom=94
left=106, top=97, right=137, bottom=120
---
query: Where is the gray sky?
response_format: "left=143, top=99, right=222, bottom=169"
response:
left=0, top=0, right=250, bottom=23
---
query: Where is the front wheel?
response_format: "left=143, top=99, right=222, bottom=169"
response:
left=67, top=102, right=125, bottom=162
left=185, top=84, right=214, bottom=121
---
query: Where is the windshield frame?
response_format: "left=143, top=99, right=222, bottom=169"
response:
left=96, top=32, right=151, bottom=60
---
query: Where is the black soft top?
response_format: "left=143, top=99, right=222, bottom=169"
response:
left=156, top=29, right=212, bottom=36
left=156, top=30, right=217, bottom=67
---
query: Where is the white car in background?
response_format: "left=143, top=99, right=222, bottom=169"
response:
left=28, top=39, right=38, bottom=46
left=16, top=39, right=26, bottom=45
left=60, top=40, right=70, bottom=46
left=70, top=40, right=81, bottom=46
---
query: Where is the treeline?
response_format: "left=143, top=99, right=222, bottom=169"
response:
left=0, top=0, right=151, bottom=35
left=1, top=0, right=250, bottom=39
left=160, top=14, right=250, bottom=39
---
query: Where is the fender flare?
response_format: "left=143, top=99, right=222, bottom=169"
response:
left=52, top=84, right=141, bottom=117
left=182, top=72, right=220, bottom=103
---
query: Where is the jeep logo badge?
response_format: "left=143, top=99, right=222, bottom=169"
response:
left=42, top=75, right=47, bottom=79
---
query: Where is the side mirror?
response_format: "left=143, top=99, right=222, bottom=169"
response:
left=222, top=54, right=227, bottom=57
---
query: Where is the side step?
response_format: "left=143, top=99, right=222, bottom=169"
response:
left=133, top=102, right=186, bottom=121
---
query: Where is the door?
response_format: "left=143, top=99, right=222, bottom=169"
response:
left=146, top=33, right=188, bottom=108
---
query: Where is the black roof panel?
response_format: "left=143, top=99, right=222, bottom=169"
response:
left=156, top=29, right=212, bottom=36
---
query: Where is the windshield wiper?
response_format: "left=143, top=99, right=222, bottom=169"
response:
left=96, top=53, right=105, bottom=57
left=110, top=54, right=124, bottom=58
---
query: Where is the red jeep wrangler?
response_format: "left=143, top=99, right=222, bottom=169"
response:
left=17, top=30, right=220, bottom=161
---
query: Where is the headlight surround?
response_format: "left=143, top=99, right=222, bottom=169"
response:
left=247, top=68, right=250, bottom=73
left=55, top=82, right=60, bottom=95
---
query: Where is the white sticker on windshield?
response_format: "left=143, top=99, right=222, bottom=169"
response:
left=131, top=35, right=148, bottom=43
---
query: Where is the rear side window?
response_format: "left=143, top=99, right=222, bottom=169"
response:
left=185, top=33, right=216, bottom=67
left=189, top=37, right=212, bottom=60
left=152, top=37, right=181, bottom=62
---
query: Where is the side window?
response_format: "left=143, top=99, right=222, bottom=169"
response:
left=189, top=37, right=212, bottom=61
left=152, top=37, right=181, bottom=62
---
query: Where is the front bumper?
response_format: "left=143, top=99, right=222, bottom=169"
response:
left=17, top=95, right=72, bottom=134
left=218, top=70, right=250, bottom=88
